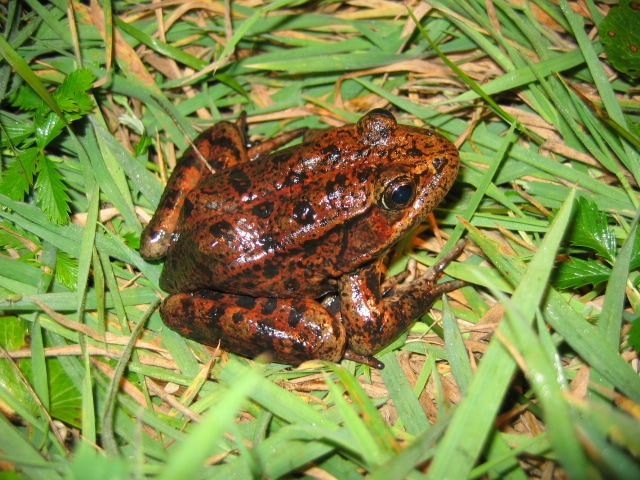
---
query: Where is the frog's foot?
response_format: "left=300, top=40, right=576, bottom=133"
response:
left=342, top=350, right=385, bottom=369
left=417, top=239, right=467, bottom=285
left=160, top=291, right=347, bottom=366
left=394, top=239, right=468, bottom=309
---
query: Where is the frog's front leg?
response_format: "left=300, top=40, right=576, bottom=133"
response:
left=160, top=291, right=347, bottom=365
left=339, top=242, right=466, bottom=356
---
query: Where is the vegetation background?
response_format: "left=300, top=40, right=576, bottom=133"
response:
left=1, top=0, right=639, bottom=478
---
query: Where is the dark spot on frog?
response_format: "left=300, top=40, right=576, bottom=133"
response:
left=357, top=166, right=375, bottom=183
left=261, top=297, right=278, bottom=315
left=232, top=311, right=244, bottom=324
left=259, top=234, right=280, bottom=252
left=229, top=168, right=251, bottom=194
left=326, top=173, right=349, bottom=192
left=321, top=144, right=341, bottom=163
left=284, top=278, right=300, bottom=292
left=235, top=296, right=257, bottom=310
left=252, top=201, right=274, bottom=218
left=407, top=147, right=425, bottom=157
left=209, top=220, right=235, bottom=242
left=300, top=236, right=322, bottom=256
left=211, top=135, right=242, bottom=160
left=202, top=156, right=226, bottom=173
left=161, top=186, right=183, bottom=209
left=293, top=200, right=316, bottom=225
left=283, top=169, right=307, bottom=187
left=262, top=261, right=278, bottom=279
left=365, top=270, right=380, bottom=297
left=207, top=304, right=226, bottom=323
left=288, top=307, right=304, bottom=328
left=182, top=198, right=195, bottom=218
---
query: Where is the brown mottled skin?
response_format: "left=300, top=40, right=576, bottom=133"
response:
left=140, top=109, right=463, bottom=368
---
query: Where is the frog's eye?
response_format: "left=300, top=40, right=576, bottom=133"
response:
left=367, top=108, right=394, bottom=119
left=381, top=176, right=416, bottom=210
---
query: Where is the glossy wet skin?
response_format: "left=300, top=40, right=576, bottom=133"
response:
left=141, top=109, right=462, bottom=368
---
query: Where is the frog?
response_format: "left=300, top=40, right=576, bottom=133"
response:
left=140, top=109, right=463, bottom=368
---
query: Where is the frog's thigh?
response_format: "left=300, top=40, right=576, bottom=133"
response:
left=161, top=291, right=346, bottom=365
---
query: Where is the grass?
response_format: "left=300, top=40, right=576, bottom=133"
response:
left=1, top=0, right=639, bottom=478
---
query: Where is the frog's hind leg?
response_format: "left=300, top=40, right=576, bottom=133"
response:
left=160, top=291, right=347, bottom=366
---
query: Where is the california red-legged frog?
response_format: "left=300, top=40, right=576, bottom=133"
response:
left=141, top=109, right=462, bottom=368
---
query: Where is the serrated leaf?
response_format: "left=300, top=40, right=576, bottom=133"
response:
left=0, top=32, right=65, bottom=121
left=10, top=83, right=42, bottom=111
left=0, top=147, right=38, bottom=201
left=554, top=257, right=612, bottom=289
left=0, top=113, right=36, bottom=148
left=55, top=250, right=78, bottom=290
left=0, top=221, right=41, bottom=251
left=54, top=68, right=95, bottom=119
left=33, top=69, right=95, bottom=149
left=34, top=155, right=71, bottom=225
left=600, top=0, right=640, bottom=78
left=34, top=110, right=66, bottom=150
left=18, top=352, right=83, bottom=428
left=570, top=197, right=617, bottom=262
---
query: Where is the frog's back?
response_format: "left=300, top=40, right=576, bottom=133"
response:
left=158, top=148, right=374, bottom=297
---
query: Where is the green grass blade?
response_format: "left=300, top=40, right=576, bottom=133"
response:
left=427, top=189, right=576, bottom=479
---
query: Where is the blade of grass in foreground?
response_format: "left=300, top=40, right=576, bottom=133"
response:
left=156, top=362, right=261, bottom=480
left=426, top=189, right=576, bottom=479
left=0, top=414, right=64, bottom=480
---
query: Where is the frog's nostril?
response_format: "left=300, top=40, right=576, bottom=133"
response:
left=432, top=157, right=445, bottom=170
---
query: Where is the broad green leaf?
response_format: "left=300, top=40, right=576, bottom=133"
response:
left=0, top=316, right=38, bottom=419
left=0, top=147, right=37, bottom=201
left=34, top=110, right=66, bottom=150
left=600, top=0, right=640, bottom=78
left=629, top=318, right=640, bottom=352
left=53, top=69, right=95, bottom=120
left=55, top=250, right=78, bottom=290
left=554, top=257, right=612, bottom=289
left=570, top=197, right=617, bottom=262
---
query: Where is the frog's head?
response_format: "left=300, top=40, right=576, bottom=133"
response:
left=338, top=109, right=459, bottom=264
